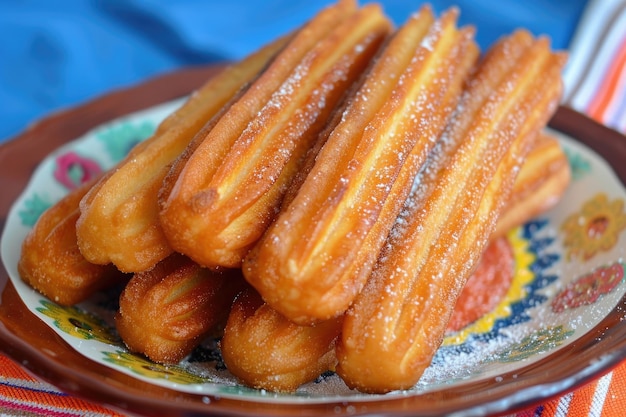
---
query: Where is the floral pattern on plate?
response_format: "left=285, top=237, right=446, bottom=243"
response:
left=1, top=99, right=626, bottom=403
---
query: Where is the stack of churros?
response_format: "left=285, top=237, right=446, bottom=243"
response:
left=159, top=0, right=391, bottom=269
left=243, top=5, right=478, bottom=324
left=75, top=33, right=290, bottom=273
left=17, top=1, right=570, bottom=394
left=337, top=29, right=566, bottom=393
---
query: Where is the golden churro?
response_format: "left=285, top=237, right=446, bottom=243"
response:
left=159, top=1, right=391, bottom=269
left=243, top=6, right=479, bottom=324
left=116, top=253, right=245, bottom=363
left=76, top=35, right=288, bottom=273
left=494, top=131, right=571, bottom=238
left=336, top=30, right=566, bottom=393
left=221, top=288, right=342, bottom=392
left=18, top=180, right=128, bottom=306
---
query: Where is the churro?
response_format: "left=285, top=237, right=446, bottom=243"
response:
left=336, top=30, right=566, bottom=393
left=18, top=179, right=128, bottom=306
left=221, top=288, right=342, bottom=392
left=116, top=253, right=245, bottom=364
left=244, top=6, right=479, bottom=324
left=76, top=34, right=288, bottom=273
left=494, top=131, right=571, bottom=238
left=159, top=0, right=391, bottom=269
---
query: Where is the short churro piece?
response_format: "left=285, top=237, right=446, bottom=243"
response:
left=159, top=1, right=391, bottom=269
left=244, top=7, right=479, bottom=324
left=494, top=131, right=571, bottom=238
left=18, top=179, right=128, bottom=306
left=221, top=288, right=342, bottom=392
left=336, top=30, right=566, bottom=393
left=116, top=253, right=245, bottom=364
left=76, top=35, right=287, bottom=273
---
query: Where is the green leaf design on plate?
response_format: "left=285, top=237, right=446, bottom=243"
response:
left=96, top=120, right=155, bottom=162
left=564, top=147, right=592, bottom=181
left=495, top=325, right=574, bottom=363
left=18, top=193, right=51, bottom=227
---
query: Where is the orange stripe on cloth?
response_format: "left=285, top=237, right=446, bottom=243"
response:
left=560, top=374, right=605, bottom=417
left=0, top=354, right=127, bottom=416
left=597, top=360, right=626, bottom=416
left=514, top=363, right=626, bottom=417
left=531, top=392, right=572, bottom=417
left=527, top=381, right=596, bottom=417
left=587, top=36, right=626, bottom=123
left=535, top=366, right=626, bottom=417
left=0, top=354, right=39, bottom=381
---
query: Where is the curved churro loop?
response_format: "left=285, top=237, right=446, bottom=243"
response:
left=336, top=30, right=566, bottom=393
left=18, top=179, right=128, bottom=306
left=220, top=288, right=342, bottom=392
left=244, top=7, right=479, bottom=324
left=116, top=253, right=245, bottom=364
left=160, top=1, right=391, bottom=269
left=76, top=35, right=288, bottom=273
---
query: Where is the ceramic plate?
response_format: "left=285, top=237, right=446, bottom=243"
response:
left=1, top=67, right=626, bottom=417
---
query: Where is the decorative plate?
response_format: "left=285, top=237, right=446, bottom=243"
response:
left=1, top=66, right=626, bottom=417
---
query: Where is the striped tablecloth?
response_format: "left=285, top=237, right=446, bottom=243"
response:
left=518, top=0, right=626, bottom=413
left=1, top=0, right=625, bottom=415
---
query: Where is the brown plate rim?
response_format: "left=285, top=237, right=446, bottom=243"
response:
left=1, top=65, right=626, bottom=417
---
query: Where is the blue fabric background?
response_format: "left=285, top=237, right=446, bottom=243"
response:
left=0, top=0, right=588, bottom=142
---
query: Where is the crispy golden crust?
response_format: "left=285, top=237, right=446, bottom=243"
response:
left=15, top=3, right=573, bottom=395
left=75, top=36, right=287, bottom=273
left=216, top=124, right=571, bottom=393
left=494, top=131, right=571, bottom=238
left=221, top=288, right=342, bottom=392
left=159, top=1, right=391, bottom=269
left=18, top=179, right=128, bottom=306
left=336, top=30, right=566, bottom=393
left=243, top=7, right=479, bottom=325
left=115, top=253, right=245, bottom=364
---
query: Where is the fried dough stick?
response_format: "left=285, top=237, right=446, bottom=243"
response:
left=116, top=253, right=246, bottom=364
left=244, top=7, right=479, bottom=324
left=218, top=123, right=571, bottom=391
left=494, top=131, right=571, bottom=238
left=75, top=34, right=289, bottom=273
left=159, top=1, right=391, bottom=269
left=178, top=129, right=569, bottom=391
left=18, top=179, right=129, bottom=306
left=169, top=132, right=570, bottom=391
left=336, top=30, right=566, bottom=393
left=221, top=288, right=342, bottom=392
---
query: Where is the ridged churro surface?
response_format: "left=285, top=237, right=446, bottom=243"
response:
left=18, top=179, right=128, bottom=306
left=221, top=289, right=342, bottom=392
left=494, top=131, right=571, bottom=238
left=244, top=7, right=479, bottom=324
left=159, top=0, right=391, bottom=269
left=76, top=36, right=287, bottom=273
left=336, top=30, right=566, bottom=393
left=116, top=253, right=245, bottom=364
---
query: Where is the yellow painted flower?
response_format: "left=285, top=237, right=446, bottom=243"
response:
left=36, top=300, right=119, bottom=344
left=561, top=193, right=626, bottom=261
left=103, top=351, right=207, bottom=385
